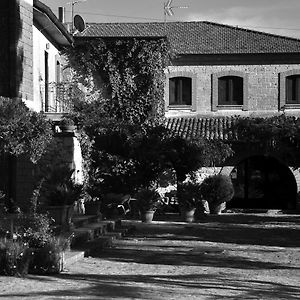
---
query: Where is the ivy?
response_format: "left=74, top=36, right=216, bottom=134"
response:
left=231, top=115, right=300, bottom=166
left=63, top=38, right=171, bottom=124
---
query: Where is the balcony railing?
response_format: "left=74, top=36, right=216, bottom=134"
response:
left=41, top=82, right=84, bottom=113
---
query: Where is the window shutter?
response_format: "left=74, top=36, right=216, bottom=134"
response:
left=218, top=78, right=227, bottom=105
left=182, top=78, right=192, bottom=105
left=169, top=78, right=176, bottom=105
left=295, top=77, right=300, bottom=103
left=286, top=76, right=293, bottom=103
left=233, top=77, right=243, bottom=105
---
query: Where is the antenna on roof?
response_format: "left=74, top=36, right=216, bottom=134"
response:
left=163, top=0, right=188, bottom=23
left=66, top=0, right=88, bottom=34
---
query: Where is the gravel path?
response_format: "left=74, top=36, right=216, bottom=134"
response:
left=0, top=213, right=300, bottom=300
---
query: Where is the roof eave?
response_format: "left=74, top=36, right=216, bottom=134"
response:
left=33, top=0, right=74, bottom=48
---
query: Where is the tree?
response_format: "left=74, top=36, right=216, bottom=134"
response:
left=0, top=97, right=53, bottom=163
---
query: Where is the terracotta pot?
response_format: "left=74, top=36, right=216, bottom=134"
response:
left=141, top=210, right=155, bottom=223
left=180, top=207, right=196, bottom=223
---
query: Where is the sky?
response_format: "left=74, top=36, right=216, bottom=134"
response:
left=45, top=0, right=300, bottom=39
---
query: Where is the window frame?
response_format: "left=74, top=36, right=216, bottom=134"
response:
left=280, top=69, right=300, bottom=109
left=212, top=71, right=248, bottom=112
left=169, top=76, right=192, bottom=106
left=165, top=72, right=197, bottom=111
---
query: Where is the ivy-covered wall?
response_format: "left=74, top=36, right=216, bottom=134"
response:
left=64, top=37, right=171, bottom=124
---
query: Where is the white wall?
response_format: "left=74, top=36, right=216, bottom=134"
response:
left=29, top=26, right=61, bottom=112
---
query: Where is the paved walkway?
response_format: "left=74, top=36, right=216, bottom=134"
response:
left=0, top=213, right=300, bottom=299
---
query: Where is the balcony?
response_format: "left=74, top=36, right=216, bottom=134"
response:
left=41, top=82, right=84, bottom=120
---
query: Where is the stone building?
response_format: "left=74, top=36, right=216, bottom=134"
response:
left=0, top=0, right=83, bottom=210
left=76, top=21, right=300, bottom=211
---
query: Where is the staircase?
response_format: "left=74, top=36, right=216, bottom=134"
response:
left=62, top=214, right=133, bottom=269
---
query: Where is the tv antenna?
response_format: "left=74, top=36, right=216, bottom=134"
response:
left=66, top=0, right=88, bottom=33
left=164, top=0, right=188, bottom=22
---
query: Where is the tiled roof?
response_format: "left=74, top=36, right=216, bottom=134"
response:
left=166, top=117, right=237, bottom=140
left=76, top=21, right=300, bottom=55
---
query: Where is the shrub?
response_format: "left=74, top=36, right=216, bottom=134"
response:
left=135, top=188, right=161, bottom=212
left=200, top=174, right=234, bottom=205
left=16, top=213, right=53, bottom=248
left=0, top=239, right=30, bottom=276
left=28, top=236, right=68, bottom=275
left=177, top=181, right=201, bottom=210
left=44, top=165, right=83, bottom=206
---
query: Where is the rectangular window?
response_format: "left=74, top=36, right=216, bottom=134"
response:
left=169, top=77, right=192, bottom=105
left=286, top=75, right=300, bottom=104
left=218, top=76, right=243, bottom=106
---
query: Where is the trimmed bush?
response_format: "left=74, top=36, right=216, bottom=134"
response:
left=200, top=174, right=234, bottom=206
left=177, top=182, right=201, bottom=210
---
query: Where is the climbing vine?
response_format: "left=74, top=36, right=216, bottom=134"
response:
left=231, top=115, right=300, bottom=166
left=63, top=37, right=171, bottom=124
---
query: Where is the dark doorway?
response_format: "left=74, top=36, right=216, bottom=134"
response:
left=228, top=155, right=297, bottom=209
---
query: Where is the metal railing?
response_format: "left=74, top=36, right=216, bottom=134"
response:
left=41, top=82, right=84, bottom=113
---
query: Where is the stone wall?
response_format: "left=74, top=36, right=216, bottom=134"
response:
left=0, top=0, right=33, bottom=100
left=165, top=63, right=300, bottom=117
left=14, top=132, right=84, bottom=210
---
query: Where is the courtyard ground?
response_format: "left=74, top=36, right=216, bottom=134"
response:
left=0, top=212, right=300, bottom=299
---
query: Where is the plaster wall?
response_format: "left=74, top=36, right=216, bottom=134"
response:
left=30, top=26, right=61, bottom=112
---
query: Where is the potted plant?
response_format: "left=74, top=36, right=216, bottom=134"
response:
left=177, top=181, right=201, bottom=222
left=44, top=165, right=83, bottom=229
left=135, top=188, right=161, bottom=223
left=200, top=174, right=234, bottom=214
left=59, top=117, right=76, bottom=133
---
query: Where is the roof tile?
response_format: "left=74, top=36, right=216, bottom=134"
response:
left=166, top=117, right=237, bottom=140
left=77, top=21, right=300, bottom=54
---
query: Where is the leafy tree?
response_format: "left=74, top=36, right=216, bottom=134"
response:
left=0, top=97, right=53, bottom=163
left=163, top=136, right=233, bottom=184
left=231, top=115, right=300, bottom=166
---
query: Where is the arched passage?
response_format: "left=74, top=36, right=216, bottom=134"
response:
left=227, top=155, right=297, bottom=209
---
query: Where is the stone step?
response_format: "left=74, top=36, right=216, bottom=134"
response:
left=84, top=236, right=114, bottom=257
left=63, top=250, right=85, bottom=269
left=72, top=214, right=103, bottom=228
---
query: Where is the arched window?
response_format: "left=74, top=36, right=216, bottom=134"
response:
left=286, top=75, right=300, bottom=104
left=218, top=76, right=243, bottom=105
left=169, top=77, right=192, bottom=106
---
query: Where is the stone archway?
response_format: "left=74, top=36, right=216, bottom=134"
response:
left=224, top=155, right=297, bottom=210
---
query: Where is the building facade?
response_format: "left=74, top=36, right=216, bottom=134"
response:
left=76, top=21, right=300, bottom=211
left=0, top=0, right=84, bottom=210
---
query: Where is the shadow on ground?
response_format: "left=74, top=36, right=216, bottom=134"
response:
left=2, top=273, right=300, bottom=300
left=125, top=213, right=300, bottom=247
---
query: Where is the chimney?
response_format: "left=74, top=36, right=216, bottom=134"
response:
left=58, top=7, right=65, bottom=23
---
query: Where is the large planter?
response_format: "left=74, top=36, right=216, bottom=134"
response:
left=180, top=207, right=196, bottom=223
left=29, top=247, right=64, bottom=275
left=209, top=202, right=226, bottom=215
left=46, top=205, right=74, bottom=228
left=60, top=125, right=76, bottom=133
left=140, top=210, right=155, bottom=223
